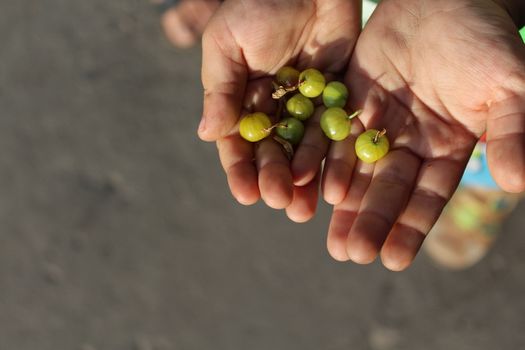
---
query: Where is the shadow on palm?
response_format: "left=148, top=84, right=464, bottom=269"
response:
left=198, top=0, right=361, bottom=223
left=327, top=72, right=479, bottom=271
left=324, top=0, right=525, bottom=271
left=216, top=36, right=357, bottom=223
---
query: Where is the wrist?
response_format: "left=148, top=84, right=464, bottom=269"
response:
left=492, top=0, right=525, bottom=28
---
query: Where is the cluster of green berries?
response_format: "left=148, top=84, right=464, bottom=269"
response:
left=239, top=66, right=390, bottom=163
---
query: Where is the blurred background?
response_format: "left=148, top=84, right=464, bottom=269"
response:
left=1, top=1, right=525, bottom=349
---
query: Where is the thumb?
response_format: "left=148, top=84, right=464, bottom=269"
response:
left=199, top=17, right=247, bottom=141
left=486, top=91, right=525, bottom=193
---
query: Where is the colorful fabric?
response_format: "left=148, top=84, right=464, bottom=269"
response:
left=461, top=143, right=499, bottom=189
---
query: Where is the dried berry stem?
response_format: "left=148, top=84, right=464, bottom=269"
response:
left=273, top=135, right=294, bottom=160
left=264, top=124, right=280, bottom=133
left=347, top=109, right=362, bottom=120
left=271, top=80, right=304, bottom=99
left=373, top=128, right=387, bottom=144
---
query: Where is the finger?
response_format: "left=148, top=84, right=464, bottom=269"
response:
left=296, top=0, right=361, bottom=73
left=217, top=133, right=260, bottom=205
left=286, top=170, right=321, bottom=223
left=255, top=138, right=294, bottom=209
left=380, top=157, right=469, bottom=271
left=200, top=17, right=247, bottom=141
left=162, top=0, right=220, bottom=48
left=487, top=93, right=525, bottom=192
left=192, top=0, right=222, bottom=34
left=346, top=148, right=421, bottom=265
left=215, top=78, right=276, bottom=206
left=161, top=7, right=198, bottom=48
left=322, top=119, right=364, bottom=205
left=326, top=161, right=375, bottom=262
left=291, top=107, right=330, bottom=186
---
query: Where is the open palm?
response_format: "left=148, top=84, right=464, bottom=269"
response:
left=323, top=0, right=525, bottom=270
left=198, top=0, right=361, bottom=221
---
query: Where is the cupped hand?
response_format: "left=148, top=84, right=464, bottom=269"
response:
left=322, top=0, right=525, bottom=270
left=198, top=0, right=360, bottom=222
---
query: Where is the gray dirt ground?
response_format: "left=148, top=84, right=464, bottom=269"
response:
left=1, top=1, right=525, bottom=349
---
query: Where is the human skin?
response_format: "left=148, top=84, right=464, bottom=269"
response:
left=195, top=0, right=525, bottom=270
left=322, top=0, right=525, bottom=270
left=197, top=0, right=361, bottom=222
left=161, top=0, right=221, bottom=48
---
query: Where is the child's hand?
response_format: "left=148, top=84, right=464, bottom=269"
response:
left=198, top=0, right=360, bottom=222
left=323, top=0, right=525, bottom=270
left=160, top=0, right=221, bottom=48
